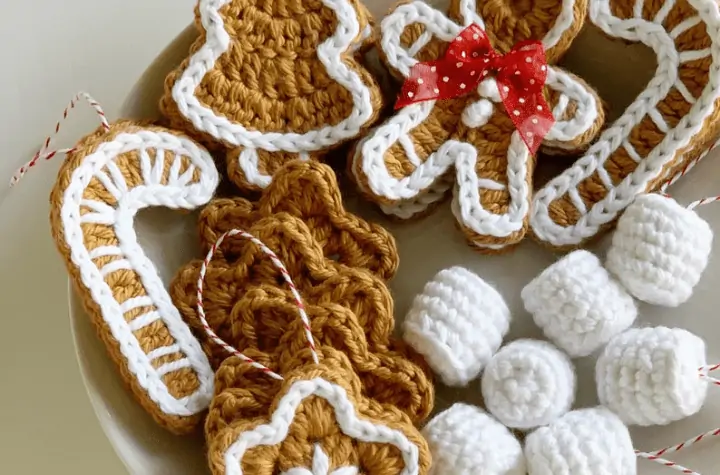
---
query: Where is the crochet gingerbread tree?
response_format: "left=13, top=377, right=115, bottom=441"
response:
left=171, top=161, right=433, bottom=424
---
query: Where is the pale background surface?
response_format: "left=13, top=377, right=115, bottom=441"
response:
left=4, top=0, right=720, bottom=474
left=0, top=0, right=194, bottom=473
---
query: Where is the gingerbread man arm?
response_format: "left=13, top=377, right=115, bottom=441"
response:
left=543, top=66, right=605, bottom=153
left=350, top=1, right=469, bottom=218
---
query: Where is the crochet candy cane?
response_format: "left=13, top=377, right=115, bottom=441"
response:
left=10, top=91, right=110, bottom=186
left=195, top=228, right=320, bottom=381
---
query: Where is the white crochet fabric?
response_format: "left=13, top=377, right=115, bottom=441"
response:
left=403, top=267, right=511, bottom=386
left=522, top=250, right=637, bottom=358
left=606, top=193, right=713, bottom=307
left=525, top=407, right=636, bottom=475
left=422, top=403, right=526, bottom=475
left=481, top=339, right=576, bottom=430
left=60, top=129, right=217, bottom=418
left=596, top=326, right=708, bottom=426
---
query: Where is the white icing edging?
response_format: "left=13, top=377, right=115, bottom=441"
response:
left=531, top=0, right=720, bottom=246
left=172, top=0, right=374, bottom=153
left=223, top=377, right=420, bottom=475
left=61, top=130, right=217, bottom=417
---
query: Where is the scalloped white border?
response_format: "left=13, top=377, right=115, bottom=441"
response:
left=171, top=0, right=375, bottom=153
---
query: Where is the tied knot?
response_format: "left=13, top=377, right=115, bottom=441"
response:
left=395, top=23, right=555, bottom=155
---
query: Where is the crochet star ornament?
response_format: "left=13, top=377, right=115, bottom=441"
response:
left=283, top=445, right=358, bottom=475
left=350, top=0, right=605, bottom=251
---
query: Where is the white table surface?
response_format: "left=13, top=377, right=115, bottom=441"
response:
left=0, top=1, right=194, bottom=472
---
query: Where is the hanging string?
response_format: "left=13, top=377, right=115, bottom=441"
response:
left=636, top=364, right=720, bottom=474
left=195, top=228, right=320, bottom=381
left=10, top=92, right=110, bottom=187
left=658, top=140, right=720, bottom=210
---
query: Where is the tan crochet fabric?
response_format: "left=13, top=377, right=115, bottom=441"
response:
left=49, top=121, right=217, bottom=434
left=206, top=347, right=431, bottom=475
left=528, top=0, right=720, bottom=248
left=350, top=0, right=605, bottom=252
left=161, top=0, right=383, bottom=192
left=194, top=160, right=399, bottom=281
left=171, top=162, right=433, bottom=424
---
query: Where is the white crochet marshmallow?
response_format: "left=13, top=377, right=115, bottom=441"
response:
left=423, top=403, right=526, bottom=475
left=525, top=407, right=636, bottom=475
left=596, top=326, right=708, bottom=426
left=403, top=267, right=510, bottom=387
left=606, top=193, right=713, bottom=307
left=522, top=250, right=637, bottom=358
left=481, top=339, right=576, bottom=430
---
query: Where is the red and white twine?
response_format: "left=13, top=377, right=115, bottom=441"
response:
left=10, top=91, right=110, bottom=187
left=635, top=364, right=720, bottom=474
left=196, top=228, right=319, bottom=381
left=660, top=140, right=720, bottom=210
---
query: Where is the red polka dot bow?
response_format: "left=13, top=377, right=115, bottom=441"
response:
left=395, top=23, right=555, bottom=156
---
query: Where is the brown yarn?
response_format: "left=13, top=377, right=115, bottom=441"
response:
left=171, top=210, right=434, bottom=423
left=49, top=121, right=208, bottom=434
left=160, top=0, right=384, bottom=192
left=206, top=347, right=431, bottom=475
left=197, top=160, right=399, bottom=280
left=536, top=0, right=720, bottom=240
left=350, top=0, right=606, bottom=252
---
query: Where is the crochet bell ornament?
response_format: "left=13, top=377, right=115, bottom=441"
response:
left=606, top=193, right=713, bottom=307
left=403, top=267, right=510, bottom=387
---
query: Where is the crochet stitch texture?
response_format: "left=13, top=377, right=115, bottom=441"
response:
left=161, top=0, right=383, bottom=192
left=350, top=0, right=605, bottom=251
left=207, top=347, right=431, bottom=475
left=171, top=161, right=434, bottom=424
left=49, top=121, right=217, bottom=434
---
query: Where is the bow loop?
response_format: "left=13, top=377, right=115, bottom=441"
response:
left=395, top=24, right=555, bottom=155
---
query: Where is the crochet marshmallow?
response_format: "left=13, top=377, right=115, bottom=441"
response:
left=606, top=193, right=713, bottom=307
left=403, top=267, right=511, bottom=386
left=522, top=250, right=637, bottom=358
left=525, top=407, right=636, bottom=475
left=422, top=403, right=526, bottom=475
left=596, top=326, right=708, bottom=426
left=481, top=339, right=576, bottom=430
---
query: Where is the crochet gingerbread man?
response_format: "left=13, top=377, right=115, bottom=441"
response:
left=350, top=0, right=605, bottom=252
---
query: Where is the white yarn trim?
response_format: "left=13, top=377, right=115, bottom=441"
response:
left=544, top=66, right=601, bottom=143
left=531, top=0, right=720, bottom=246
left=361, top=1, right=598, bottom=243
left=452, top=138, right=531, bottom=237
left=456, top=0, right=578, bottom=51
left=61, top=130, right=218, bottom=416
left=380, top=1, right=461, bottom=78
left=172, top=0, right=374, bottom=152
left=222, top=377, right=421, bottom=475
left=281, top=444, right=359, bottom=475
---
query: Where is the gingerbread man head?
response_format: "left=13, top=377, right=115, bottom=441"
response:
left=162, top=0, right=383, bottom=191
left=350, top=0, right=605, bottom=251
